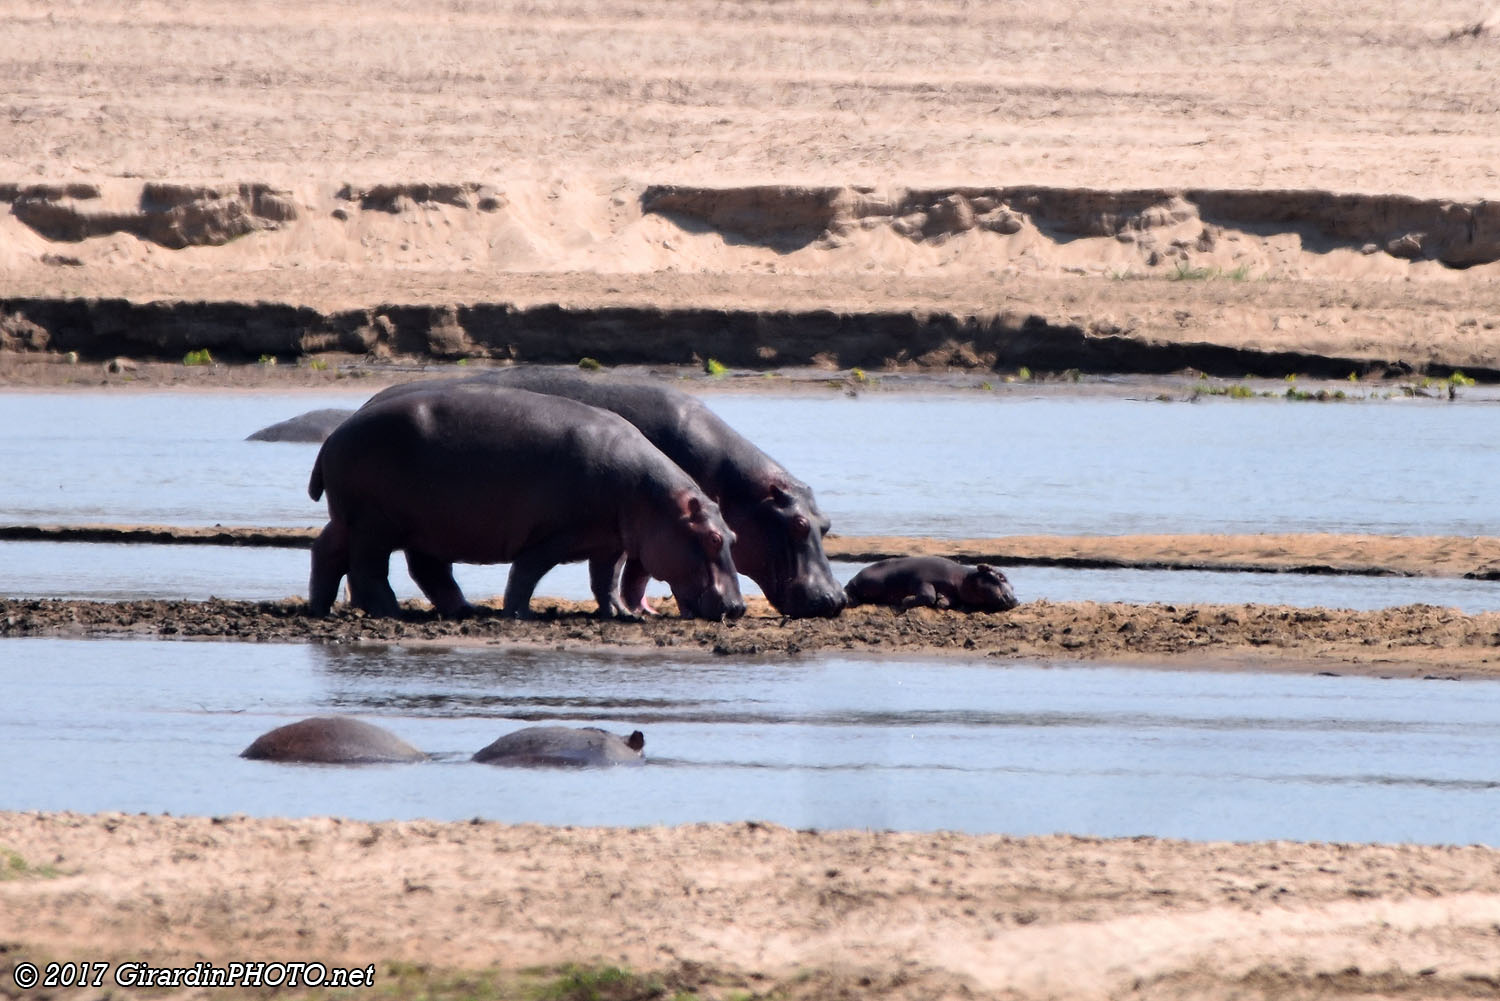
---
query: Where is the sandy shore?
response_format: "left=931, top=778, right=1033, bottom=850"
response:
left=7, top=0, right=1500, bottom=995
left=6, top=813, right=1500, bottom=1001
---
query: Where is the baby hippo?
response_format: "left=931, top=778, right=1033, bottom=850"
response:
left=844, top=557, right=1018, bottom=612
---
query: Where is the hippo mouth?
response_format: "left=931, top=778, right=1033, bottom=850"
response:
left=759, top=548, right=846, bottom=619
left=673, top=582, right=746, bottom=622
left=771, top=582, right=846, bottom=619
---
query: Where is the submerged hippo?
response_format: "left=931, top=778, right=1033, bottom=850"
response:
left=367, top=369, right=846, bottom=619
left=308, top=385, right=745, bottom=621
left=246, top=408, right=353, bottom=443
left=472, top=726, right=645, bottom=768
left=240, top=716, right=427, bottom=764
left=844, top=557, right=1019, bottom=612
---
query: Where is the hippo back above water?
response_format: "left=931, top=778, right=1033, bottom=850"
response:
left=240, top=716, right=427, bottom=764
left=845, top=557, right=1019, bottom=612
left=246, top=409, right=353, bottom=443
left=308, top=384, right=744, bottom=621
left=366, top=368, right=846, bottom=619
left=472, top=725, right=646, bottom=767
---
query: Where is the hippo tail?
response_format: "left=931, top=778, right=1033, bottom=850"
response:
left=308, top=454, right=325, bottom=501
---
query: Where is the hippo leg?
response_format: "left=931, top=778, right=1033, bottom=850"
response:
left=347, top=533, right=402, bottom=618
left=899, top=582, right=941, bottom=611
left=590, top=553, right=641, bottom=621
left=309, top=521, right=349, bottom=616
left=502, top=541, right=572, bottom=618
left=619, top=557, right=659, bottom=617
left=405, top=550, right=476, bottom=619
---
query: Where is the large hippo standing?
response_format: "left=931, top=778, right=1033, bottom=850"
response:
left=307, top=385, right=745, bottom=621
left=844, top=557, right=1019, bottom=612
left=472, top=725, right=646, bottom=767
left=366, top=369, right=846, bottom=619
left=240, top=716, right=427, bottom=763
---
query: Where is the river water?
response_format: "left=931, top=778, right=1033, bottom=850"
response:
left=4, top=637, right=1499, bottom=844
left=2, top=385, right=1497, bottom=537
left=3, top=385, right=1496, bottom=610
left=4, top=383, right=1499, bottom=843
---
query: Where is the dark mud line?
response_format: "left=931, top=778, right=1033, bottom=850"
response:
left=4, top=596, right=1500, bottom=675
left=1, top=295, right=1486, bottom=381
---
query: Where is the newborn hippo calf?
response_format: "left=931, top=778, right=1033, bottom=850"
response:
left=308, top=385, right=744, bottom=621
left=845, top=557, right=1019, bottom=612
left=472, top=726, right=646, bottom=768
left=240, top=716, right=427, bottom=764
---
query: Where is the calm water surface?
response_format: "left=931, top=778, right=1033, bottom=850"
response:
left=3, top=638, right=1499, bottom=844
left=4, top=540, right=1499, bottom=612
left=2, top=388, right=1497, bottom=536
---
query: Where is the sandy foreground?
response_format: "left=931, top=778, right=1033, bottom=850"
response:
left=7, top=0, right=1500, bottom=997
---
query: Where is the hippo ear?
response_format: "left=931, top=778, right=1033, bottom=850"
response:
left=685, top=495, right=703, bottom=519
left=768, top=483, right=794, bottom=506
left=626, top=730, right=645, bottom=751
left=977, top=564, right=1002, bottom=579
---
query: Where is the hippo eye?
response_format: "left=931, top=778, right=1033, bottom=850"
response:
left=792, top=516, right=811, bottom=538
left=708, top=532, right=723, bottom=550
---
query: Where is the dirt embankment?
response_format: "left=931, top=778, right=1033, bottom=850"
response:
left=4, top=181, right=1500, bottom=379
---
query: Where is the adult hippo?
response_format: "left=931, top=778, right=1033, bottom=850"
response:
left=246, top=408, right=354, bottom=443
left=308, top=385, right=744, bottom=621
left=472, top=725, right=645, bottom=768
left=240, top=716, right=427, bottom=764
left=366, top=369, right=845, bottom=619
left=844, top=557, right=1019, bottom=612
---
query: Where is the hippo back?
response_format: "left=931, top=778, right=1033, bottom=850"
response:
left=241, top=716, right=427, bottom=764
left=472, top=725, right=646, bottom=767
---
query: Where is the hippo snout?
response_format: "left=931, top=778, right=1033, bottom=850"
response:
left=774, top=580, right=847, bottom=619
left=675, top=581, right=746, bottom=622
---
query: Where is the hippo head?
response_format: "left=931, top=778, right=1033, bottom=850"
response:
left=959, top=564, right=1019, bottom=612
left=727, top=481, right=846, bottom=619
left=643, top=493, right=746, bottom=621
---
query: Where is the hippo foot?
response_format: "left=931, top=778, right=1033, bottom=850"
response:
left=595, top=603, right=643, bottom=623
left=434, top=601, right=479, bottom=621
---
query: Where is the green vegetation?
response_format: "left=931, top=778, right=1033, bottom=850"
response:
left=1166, top=261, right=1218, bottom=281
left=978, top=381, right=993, bottom=391
left=258, top=353, right=278, bottom=366
left=1166, top=261, right=1253, bottom=282
left=1, top=848, right=59, bottom=880
left=1285, top=386, right=1347, bottom=402
left=849, top=367, right=868, bottom=384
left=305, top=357, right=329, bottom=371
left=1449, top=369, right=1477, bottom=388
left=703, top=358, right=727, bottom=377
left=578, top=357, right=603, bottom=371
left=456, top=357, right=471, bottom=367
left=532, top=965, right=672, bottom=1001
left=182, top=348, right=213, bottom=366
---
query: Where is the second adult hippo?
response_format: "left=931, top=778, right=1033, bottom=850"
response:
left=844, top=557, right=1019, bottom=612
left=367, top=368, right=846, bottom=618
left=240, top=716, right=427, bottom=764
left=307, top=385, right=745, bottom=621
left=246, top=408, right=354, bottom=443
left=472, top=726, right=646, bottom=767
